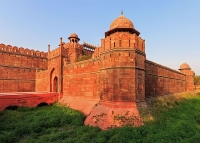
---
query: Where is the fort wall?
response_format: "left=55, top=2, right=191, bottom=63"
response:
left=63, top=58, right=101, bottom=99
left=0, top=43, right=48, bottom=92
left=35, top=69, right=49, bottom=92
left=0, top=66, right=36, bottom=92
left=145, top=60, right=186, bottom=97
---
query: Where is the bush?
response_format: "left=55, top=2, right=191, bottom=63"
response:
left=76, top=55, right=92, bottom=62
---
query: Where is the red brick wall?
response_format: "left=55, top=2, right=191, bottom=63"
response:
left=63, top=59, right=100, bottom=99
left=0, top=44, right=48, bottom=92
left=35, top=69, right=48, bottom=92
left=0, top=66, right=36, bottom=92
left=145, top=60, right=186, bottom=97
left=47, top=47, right=61, bottom=92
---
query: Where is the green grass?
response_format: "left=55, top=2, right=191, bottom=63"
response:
left=1, top=95, right=200, bottom=143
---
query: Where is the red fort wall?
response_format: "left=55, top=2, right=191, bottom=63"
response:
left=145, top=60, right=186, bottom=97
left=35, top=46, right=61, bottom=92
left=0, top=43, right=48, bottom=92
left=63, top=58, right=101, bottom=99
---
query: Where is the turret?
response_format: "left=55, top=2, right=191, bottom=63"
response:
left=179, top=63, right=194, bottom=91
left=65, top=33, right=82, bottom=63
left=68, top=33, right=80, bottom=43
left=99, top=12, right=146, bottom=102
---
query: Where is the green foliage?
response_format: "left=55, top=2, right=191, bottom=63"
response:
left=1, top=96, right=200, bottom=143
left=194, top=75, right=200, bottom=85
left=76, top=55, right=92, bottom=62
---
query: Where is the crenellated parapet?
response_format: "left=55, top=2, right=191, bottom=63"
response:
left=0, top=43, right=48, bottom=58
left=48, top=47, right=60, bottom=59
left=92, top=47, right=100, bottom=59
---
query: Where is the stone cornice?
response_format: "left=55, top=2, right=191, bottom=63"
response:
left=100, top=48, right=145, bottom=56
left=146, top=73, right=186, bottom=81
left=0, top=64, right=46, bottom=70
left=100, top=66, right=145, bottom=71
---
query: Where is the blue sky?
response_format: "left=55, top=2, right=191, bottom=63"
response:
left=0, top=0, right=200, bottom=75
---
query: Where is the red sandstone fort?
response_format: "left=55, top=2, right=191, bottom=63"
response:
left=0, top=13, right=194, bottom=129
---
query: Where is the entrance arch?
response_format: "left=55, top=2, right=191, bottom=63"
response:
left=53, top=76, right=58, bottom=92
left=50, top=68, right=55, bottom=92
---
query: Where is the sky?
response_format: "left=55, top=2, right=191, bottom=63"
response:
left=0, top=0, right=200, bottom=75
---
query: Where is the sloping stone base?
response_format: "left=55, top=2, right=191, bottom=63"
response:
left=84, top=101, right=143, bottom=130
left=59, top=96, right=100, bottom=116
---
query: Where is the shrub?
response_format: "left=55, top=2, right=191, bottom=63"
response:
left=76, top=55, right=92, bottom=62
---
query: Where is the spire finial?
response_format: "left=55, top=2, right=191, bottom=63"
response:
left=121, top=10, right=123, bottom=15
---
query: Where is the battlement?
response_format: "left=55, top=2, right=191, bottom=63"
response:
left=48, top=46, right=60, bottom=59
left=0, top=43, right=48, bottom=58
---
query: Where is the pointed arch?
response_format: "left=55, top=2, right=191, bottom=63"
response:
left=50, top=68, right=55, bottom=92
left=53, top=76, right=58, bottom=92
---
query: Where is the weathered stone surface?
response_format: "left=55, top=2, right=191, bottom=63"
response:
left=84, top=101, right=143, bottom=130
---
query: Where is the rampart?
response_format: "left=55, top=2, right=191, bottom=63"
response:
left=63, top=58, right=101, bottom=99
left=0, top=43, right=48, bottom=92
left=145, top=60, right=186, bottom=97
left=35, top=69, right=49, bottom=92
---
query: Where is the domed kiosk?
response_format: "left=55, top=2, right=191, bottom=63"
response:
left=110, top=13, right=134, bottom=30
left=68, top=33, right=80, bottom=43
left=105, top=11, right=140, bottom=37
left=179, top=62, right=191, bottom=70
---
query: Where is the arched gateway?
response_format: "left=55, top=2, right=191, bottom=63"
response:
left=53, top=76, right=58, bottom=92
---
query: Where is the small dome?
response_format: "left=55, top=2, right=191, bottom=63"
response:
left=69, top=33, right=78, bottom=38
left=180, top=63, right=190, bottom=70
left=68, top=33, right=80, bottom=41
left=110, top=14, right=134, bottom=30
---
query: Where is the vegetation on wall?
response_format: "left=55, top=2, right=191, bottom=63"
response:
left=76, top=55, right=92, bottom=62
left=1, top=92, right=200, bottom=143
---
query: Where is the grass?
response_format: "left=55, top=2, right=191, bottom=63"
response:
left=0, top=92, right=200, bottom=143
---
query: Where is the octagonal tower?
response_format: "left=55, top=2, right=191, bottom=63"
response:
left=100, top=12, right=146, bottom=102
left=63, top=33, right=83, bottom=63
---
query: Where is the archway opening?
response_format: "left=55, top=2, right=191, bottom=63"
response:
left=37, top=102, right=48, bottom=107
left=50, top=68, right=55, bottom=92
left=4, top=106, right=18, bottom=110
left=53, top=76, right=58, bottom=92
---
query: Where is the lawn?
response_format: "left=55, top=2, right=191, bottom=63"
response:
left=0, top=93, right=200, bottom=143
